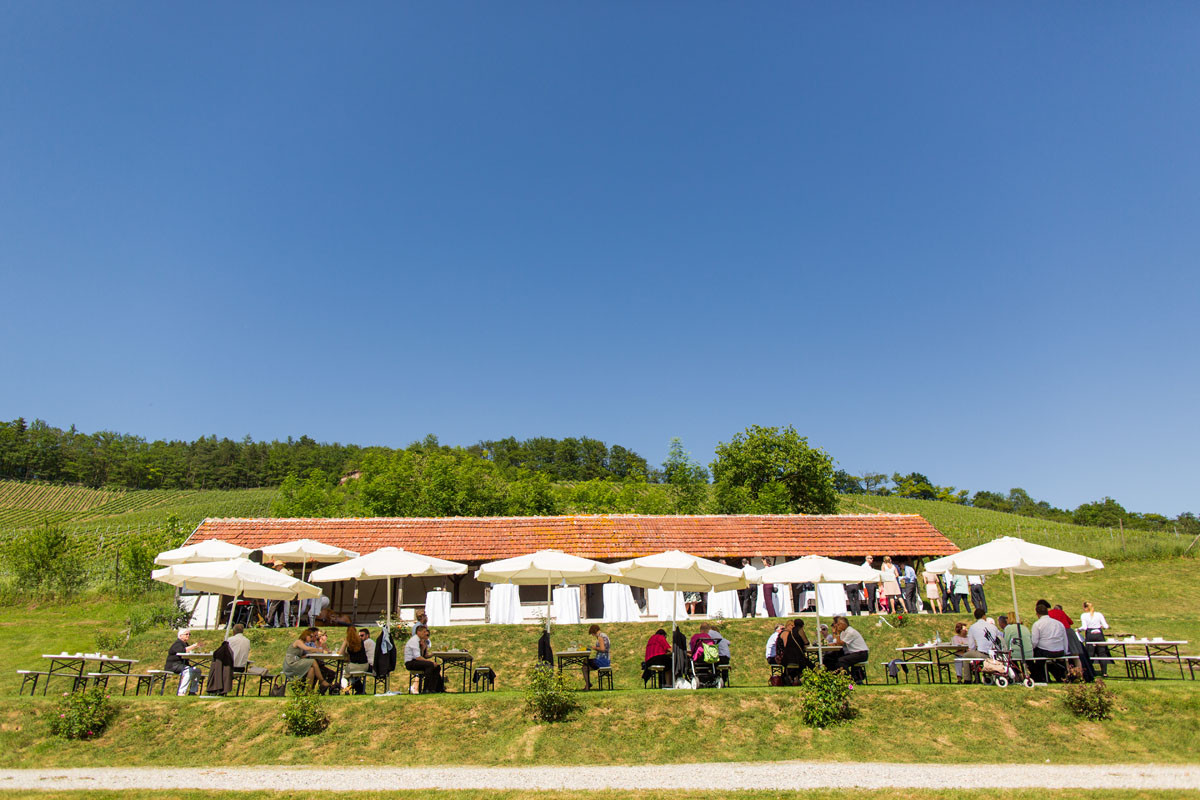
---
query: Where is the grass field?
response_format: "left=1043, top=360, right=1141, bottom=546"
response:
left=2, top=792, right=1197, bottom=800
left=1, top=560, right=1196, bottom=768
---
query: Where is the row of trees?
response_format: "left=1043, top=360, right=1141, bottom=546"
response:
left=835, top=470, right=1198, bottom=535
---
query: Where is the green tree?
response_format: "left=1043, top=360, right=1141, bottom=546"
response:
left=832, top=470, right=863, bottom=494
left=710, top=425, right=837, bottom=514
left=662, top=438, right=709, bottom=514
left=1073, top=497, right=1127, bottom=528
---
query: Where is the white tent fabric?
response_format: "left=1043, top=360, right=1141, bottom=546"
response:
left=488, top=583, right=523, bottom=624
left=552, top=586, right=581, bottom=624
left=602, top=583, right=641, bottom=622
left=475, top=550, right=617, bottom=632
left=260, top=538, right=359, bottom=564
left=754, top=584, right=786, bottom=617
left=705, top=589, right=742, bottom=619
left=309, top=547, right=468, bottom=627
left=609, top=550, right=747, bottom=593
left=154, top=539, right=252, bottom=566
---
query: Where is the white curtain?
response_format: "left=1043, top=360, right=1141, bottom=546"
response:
left=816, top=583, right=848, bottom=615
left=647, top=587, right=688, bottom=621
left=706, top=589, right=742, bottom=619
left=551, top=586, right=581, bottom=624
left=425, top=589, right=452, bottom=626
left=488, top=583, right=523, bottom=624
left=602, top=583, right=641, bottom=622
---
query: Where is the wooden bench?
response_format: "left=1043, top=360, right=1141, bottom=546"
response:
left=1109, top=656, right=1151, bottom=680
left=1184, top=656, right=1199, bottom=680
left=138, top=670, right=174, bottom=695
left=645, top=664, right=666, bottom=689
left=244, top=667, right=284, bottom=696
left=407, top=669, right=425, bottom=694
left=471, top=666, right=495, bottom=692
left=595, top=665, right=614, bottom=691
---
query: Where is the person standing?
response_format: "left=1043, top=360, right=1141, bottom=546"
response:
left=738, top=559, right=756, bottom=617
left=968, top=574, right=987, bottom=614
left=861, top=555, right=878, bottom=613
left=1080, top=601, right=1111, bottom=678
left=879, top=557, right=902, bottom=613
left=948, top=573, right=970, bottom=614
left=165, top=628, right=201, bottom=696
left=922, top=567, right=942, bottom=615
left=762, top=557, right=778, bottom=617
left=900, top=560, right=919, bottom=613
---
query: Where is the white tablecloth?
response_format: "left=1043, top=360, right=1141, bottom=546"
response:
left=602, top=583, right=641, bottom=622
left=816, top=583, right=848, bottom=615
left=706, top=589, right=742, bottom=619
left=488, top=583, right=523, bottom=624
left=552, top=586, right=580, bottom=625
left=424, top=589, right=451, bottom=626
left=647, top=587, right=688, bottom=621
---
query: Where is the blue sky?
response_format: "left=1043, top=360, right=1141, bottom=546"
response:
left=2, top=4, right=1197, bottom=516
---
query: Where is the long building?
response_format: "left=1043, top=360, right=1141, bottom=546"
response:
left=188, top=513, right=958, bottom=623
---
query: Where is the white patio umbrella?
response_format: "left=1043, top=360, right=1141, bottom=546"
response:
left=474, top=550, right=619, bottom=633
left=753, top=555, right=883, bottom=665
left=153, top=538, right=252, bottom=566
left=924, top=536, right=1104, bottom=631
left=610, top=550, right=747, bottom=631
left=152, top=558, right=322, bottom=634
left=308, top=547, right=467, bottom=628
left=260, top=539, right=361, bottom=627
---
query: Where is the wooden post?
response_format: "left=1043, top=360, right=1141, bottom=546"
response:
left=351, top=578, right=359, bottom=625
left=396, top=578, right=404, bottom=621
left=483, top=583, right=491, bottom=624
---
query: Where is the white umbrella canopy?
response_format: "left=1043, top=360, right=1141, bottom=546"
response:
left=751, top=556, right=882, bottom=663
left=153, top=539, right=252, bottom=566
left=609, top=550, right=747, bottom=630
left=309, top=547, right=468, bottom=628
left=475, top=550, right=619, bottom=632
left=924, top=536, right=1104, bottom=631
left=152, top=558, right=321, bottom=633
left=261, top=539, right=359, bottom=566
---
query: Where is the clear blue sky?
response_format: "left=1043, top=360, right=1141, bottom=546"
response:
left=2, top=4, right=1197, bottom=516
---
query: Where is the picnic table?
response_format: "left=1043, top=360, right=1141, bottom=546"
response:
left=894, top=644, right=967, bottom=683
left=556, top=650, right=592, bottom=686
left=430, top=650, right=473, bottom=693
left=38, top=653, right=138, bottom=694
left=1099, top=637, right=1189, bottom=679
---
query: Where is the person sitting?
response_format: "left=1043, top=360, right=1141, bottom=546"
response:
left=341, top=625, right=371, bottom=695
left=960, top=608, right=1003, bottom=682
left=165, top=628, right=201, bottom=696
left=689, top=622, right=717, bottom=657
left=822, top=616, right=869, bottom=676
left=404, top=624, right=444, bottom=693
left=778, top=619, right=812, bottom=682
left=642, top=628, right=672, bottom=686
left=998, top=614, right=1033, bottom=663
left=582, top=624, right=611, bottom=690
left=950, top=621, right=970, bottom=681
left=765, top=624, right=785, bottom=666
left=281, top=627, right=334, bottom=693
left=707, top=624, right=731, bottom=668
left=1031, top=599, right=1069, bottom=682
left=224, top=623, right=251, bottom=674
left=359, top=627, right=376, bottom=671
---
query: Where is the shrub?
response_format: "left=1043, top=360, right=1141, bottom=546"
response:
left=1063, top=678, right=1116, bottom=721
left=798, top=667, right=855, bottom=728
left=50, top=688, right=115, bottom=740
left=4, top=525, right=85, bottom=598
left=95, top=631, right=125, bottom=651
left=524, top=662, right=580, bottom=723
left=126, top=602, right=190, bottom=637
left=282, top=682, right=328, bottom=736
left=889, top=611, right=909, bottom=627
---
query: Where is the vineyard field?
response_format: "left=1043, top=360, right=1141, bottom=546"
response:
left=840, top=494, right=1192, bottom=561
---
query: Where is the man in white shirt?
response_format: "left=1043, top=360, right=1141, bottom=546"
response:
left=1030, top=599, right=1069, bottom=682
left=861, top=556, right=877, bottom=613
left=957, top=609, right=1003, bottom=682
left=967, top=574, right=987, bottom=614
left=765, top=624, right=785, bottom=665
left=224, top=623, right=251, bottom=672
left=403, top=625, right=444, bottom=693
left=360, top=628, right=376, bottom=669
left=822, top=616, right=869, bottom=675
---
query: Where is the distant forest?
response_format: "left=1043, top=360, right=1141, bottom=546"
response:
left=0, top=417, right=1193, bottom=534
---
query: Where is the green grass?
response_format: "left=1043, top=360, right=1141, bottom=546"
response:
left=1, top=560, right=1197, bottom=768
left=1, top=793, right=1196, bottom=800
left=841, top=494, right=1194, bottom=561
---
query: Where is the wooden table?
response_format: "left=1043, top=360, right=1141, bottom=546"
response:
left=40, top=654, right=138, bottom=694
left=430, top=650, right=473, bottom=693
left=1100, top=638, right=1189, bottom=679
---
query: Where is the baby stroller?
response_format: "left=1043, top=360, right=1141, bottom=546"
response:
left=975, top=647, right=1035, bottom=689
left=688, top=637, right=724, bottom=689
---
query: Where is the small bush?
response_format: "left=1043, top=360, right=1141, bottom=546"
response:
left=282, top=682, right=328, bottom=736
left=126, top=602, right=190, bottom=637
left=889, top=611, right=909, bottom=627
left=798, top=667, right=855, bottom=728
left=94, top=631, right=126, bottom=651
left=1063, top=678, right=1116, bottom=721
left=4, top=525, right=85, bottom=598
left=50, top=688, right=115, bottom=740
left=524, top=662, right=580, bottom=723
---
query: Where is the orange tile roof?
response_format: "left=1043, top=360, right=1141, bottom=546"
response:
left=188, top=514, right=958, bottom=562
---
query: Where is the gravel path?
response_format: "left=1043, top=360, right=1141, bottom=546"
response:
left=1, top=762, right=1198, bottom=792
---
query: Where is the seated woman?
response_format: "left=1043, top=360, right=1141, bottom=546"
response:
left=642, top=628, right=672, bottom=685
left=340, top=625, right=370, bottom=695
left=581, top=624, right=611, bottom=690
left=281, top=627, right=334, bottom=693
left=778, top=619, right=813, bottom=682
left=950, top=621, right=970, bottom=682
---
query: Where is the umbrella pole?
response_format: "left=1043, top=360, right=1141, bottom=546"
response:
left=672, top=579, right=678, bottom=633
left=1009, top=567, right=1020, bottom=624
left=546, top=576, right=552, bottom=634
left=298, top=561, right=307, bottom=627
left=386, top=576, right=392, bottom=629
left=226, top=587, right=240, bottom=636
left=816, top=587, right=824, bottom=669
